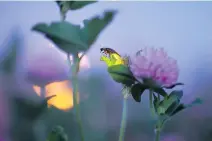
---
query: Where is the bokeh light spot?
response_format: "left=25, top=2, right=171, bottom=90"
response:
left=33, top=80, right=79, bottom=111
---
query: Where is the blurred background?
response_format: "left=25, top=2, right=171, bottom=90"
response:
left=0, top=1, right=212, bottom=141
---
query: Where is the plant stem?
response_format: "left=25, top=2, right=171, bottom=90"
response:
left=155, top=128, right=161, bottom=141
left=40, top=86, right=46, bottom=98
left=118, top=98, right=127, bottom=141
left=67, top=54, right=84, bottom=141
left=157, top=93, right=160, bottom=101
left=154, top=117, right=165, bottom=141
left=60, top=11, right=66, bottom=21
left=149, top=89, right=155, bottom=116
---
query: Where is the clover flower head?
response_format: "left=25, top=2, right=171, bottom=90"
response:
left=130, top=47, right=179, bottom=87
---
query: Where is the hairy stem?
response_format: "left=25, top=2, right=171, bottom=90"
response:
left=154, top=116, right=167, bottom=141
left=118, top=98, right=128, bottom=141
left=149, top=89, right=155, bottom=116
left=154, top=118, right=164, bottom=141
left=155, top=128, right=161, bottom=141
left=60, top=11, right=66, bottom=21
left=67, top=54, right=84, bottom=141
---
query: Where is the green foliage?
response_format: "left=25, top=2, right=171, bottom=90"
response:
left=169, top=103, right=185, bottom=117
left=82, top=10, right=117, bottom=46
left=32, top=22, right=87, bottom=54
left=130, top=84, right=168, bottom=103
left=13, top=95, right=56, bottom=120
left=56, top=1, right=97, bottom=21
left=0, top=31, right=22, bottom=73
left=129, top=79, right=184, bottom=103
left=170, top=97, right=203, bottom=116
left=47, top=126, right=68, bottom=141
left=157, top=90, right=183, bottom=115
left=107, top=64, right=136, bottom=86
left=153, top=93, right=160, bottom=113
left=152, top=90, right=202, bottom=119
left=138, top=78, right=168, bottom=97
left=152, top=91, right=202, bottom=131
left=163, top=82, right=184, bottom=89
left=56, top=1, right=97, bottom=12
left=130, top=83, right=148, bottom=102
left=152, top=87, right=168, bottom=97
left=32, top=10, right=117, bottom=55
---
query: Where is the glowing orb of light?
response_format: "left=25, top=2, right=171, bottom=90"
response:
left=33, top=81, right=79, bottom=111
left=32, top=43, right=90, bottom=111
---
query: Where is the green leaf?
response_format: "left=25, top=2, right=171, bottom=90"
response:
left=157, top=90, right=183, bottom=115
left=56, top=1, right=97, bottom=21
left=13, top=95, right=56, bottom=120
left=163, top=82, right=184, bottom=89
left=169, top=104, right=186, bottom=116
left=157, top=105, right=166, bottom=115
left=170, top=98, right=203, bottom=116
left=56, top=1, right=96, bottom=11
left=108, top=64, right=136, bottom=86
left=165, top=101, right=180, bottom=116
left=152, top=87, right=168, bottom=97
left=142, top=78, right=168, bottom=97
left=68, top=1, right=96, bottom=10
left=187, top=97, right=203, bottom=107
left=47, top=125, right=68, bottom=141
left=168, top=90, right=183, bottom=100
left=32, top=22, right=88, bottom=54
left=32, top=10, right=117, bottom=54
left=153, top=93, right=160, bottom=113
left=130, top=83, right=148, bottom=102
left=82, top=10, right=117, bottom=46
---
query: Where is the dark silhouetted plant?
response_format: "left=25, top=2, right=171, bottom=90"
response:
left=31, top=1, right=117, bottom=141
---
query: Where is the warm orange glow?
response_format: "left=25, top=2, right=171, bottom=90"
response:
left=33, top=81, right=79, bottom=111
left=32, top=43, right=90, bottom=111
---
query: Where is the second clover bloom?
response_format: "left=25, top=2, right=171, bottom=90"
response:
left=130, top=47, right=179, bottom=87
